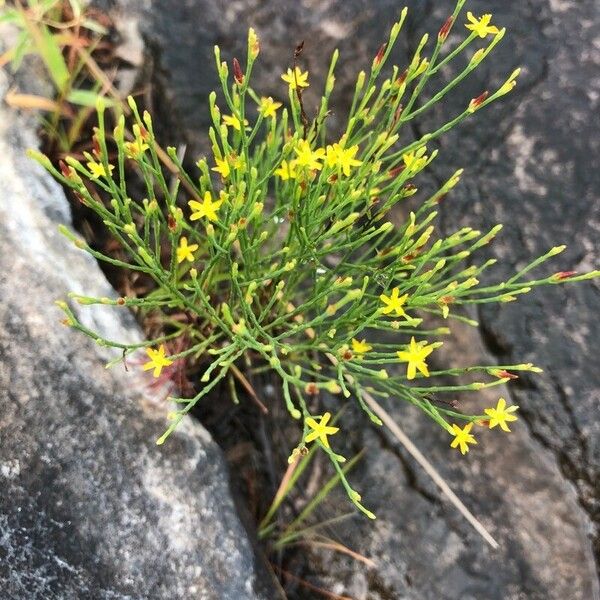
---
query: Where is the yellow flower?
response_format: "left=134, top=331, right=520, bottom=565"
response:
left=212, top=156, right=230, bottom=179
left=450, top=422, right=477, bottom=455
left=87, top=161, right=114, bottom=179
left=465, top=12, right=500, bottom=38
left=484, top=397, right=519, bottom=432
left=402, top=149, right=428, bottom=172
left=143, top=345, right=173, bottom=378
left=380, top=287, right=409, bottom=316
left=259, top=96, right=282, bottom=118
left=222, top=114, right=249, bottom=131
left=396, top=336, right=435, bottom=380
left=176, top=236, right=199, bottom=264
left=294, top=139, right=325, bottom=171
left=123, top=139, right=149, bottom=159
left=305, top=412, right=339, bottom=449
left=326, top=142, right=363, bottom=177
left=230, top=154, right=247, bottom=175
left=188, top=191, right=224, bottom=222
left=274, top=159, right=297, bottom=180
left=281, top=66, right=309, bottom=90
left=351, top=338, right=372, bottom=355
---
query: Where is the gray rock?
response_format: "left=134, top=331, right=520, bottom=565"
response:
left=0, top=67, right=281, bottom=599
left=406, top=0, right=600, bottom=560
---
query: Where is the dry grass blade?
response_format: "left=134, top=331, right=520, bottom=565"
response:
left=294, top=537, right=376, bottom=568
left=5, top=89, right=74, bottom=117
left=229, top=362, right=268, bottom=413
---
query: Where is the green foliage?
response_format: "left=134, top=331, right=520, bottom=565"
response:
left=31, top=0, right=599, bottom=519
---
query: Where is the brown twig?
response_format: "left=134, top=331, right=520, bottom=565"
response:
left=229, top=363, right=269, bottom=414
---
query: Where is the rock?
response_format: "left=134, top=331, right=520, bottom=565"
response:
left=0, top=66, right=282, bottom=599
left=56, top=0, right=600, bottom=597
left=406, top=0, right=600, bottom=559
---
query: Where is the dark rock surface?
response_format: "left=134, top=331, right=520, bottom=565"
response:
left=76, top=0, right=600, bottom=597
left=0, top=67, right=282, bottom=599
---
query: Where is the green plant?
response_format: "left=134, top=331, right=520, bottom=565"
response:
left=31, top=0, right=599, bottom=520
left=1, top=0, right=119, bottom=153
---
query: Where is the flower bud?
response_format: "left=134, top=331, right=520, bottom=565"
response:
left=232, top=58, right=244, bottom=85
left=552, top=270, right=577, bottom=280
left=549, top=244, right=566, bottom=256
left=438, top=16, right=453, bottom=42
left=373, top=43, right=386, bottom=68
left=468, top=91, right=489, bottom=112
left=248, top=28, right=260, bottom=59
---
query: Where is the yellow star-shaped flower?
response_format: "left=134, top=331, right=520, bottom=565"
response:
left=465, top=12, right=500, bottom=38
left=87, top=161, right=114, bottom=179
left=176, top=236, right=199, bottom=264
left=259, top=96, right=283, bottom=118
left=484, top=397, right=519, bottom=432
left=305, top=412, right=339, bottom=449
left=326, top=142, right=363, bottom=177
left=212, top=156, right=230, bottom=179
left=281, top=66, right=309, bottom=90
left=274, top=159, right=297, bottom=180
left=294, top=139, right=325, bottom=171
left=188, top=192, right=224, bottom=223
left=450, top=422, right=477, bottom=455
left=222, top=114, right=248, bottom=131
left=123, top=139, right=149, bottom=159
left=143, top=345, right=173, bottom=378
left=380, top=287, right=409, bottom=316
left=402, top=149, right=428, bottom=173
left=351, top=338, right=372, bottom=355
left=396, top=336, right=435, bottom=380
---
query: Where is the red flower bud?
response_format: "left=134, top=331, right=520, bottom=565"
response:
left=232, top=58, right=244, bottom=85
left=374, top=43, right=387, bottom=66
left=554, top=270, right=577, bottom=280
left=92, top=134, right=101, bottom=159
left=392, top=104, right=404, bottom=127
left=305, top=382, right=319, bottom=395
left=438, top=16, right=453, bottom=41
left=494, top=369, right=519, bottom=380
left=167, top=214, right=177, bottom=232
left=469, top=91, right=489, bottom=111
left=388, top=165, right=406, bottom=178
left=59, top=160, right=73, bottom=179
